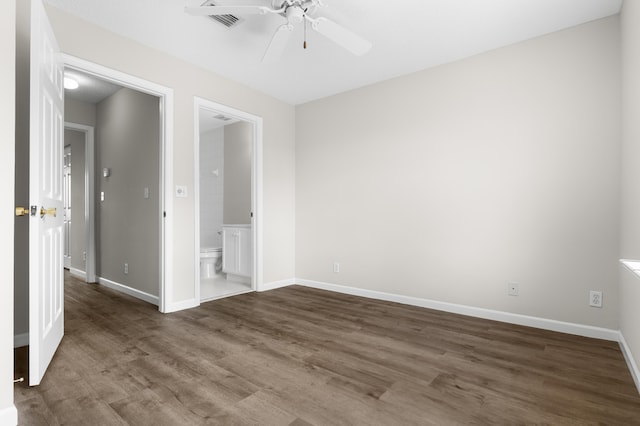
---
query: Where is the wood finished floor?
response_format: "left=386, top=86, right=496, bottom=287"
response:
left=15, top=273, right=640, bottom=425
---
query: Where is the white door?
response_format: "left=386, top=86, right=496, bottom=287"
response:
left=28, top=0, right=64, bottom=386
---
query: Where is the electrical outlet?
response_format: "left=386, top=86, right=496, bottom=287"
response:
left=508, top=282, right=519, bottom=296
left=333, top=262, right=340, bottom=273
left=83, top=252, right=87, bottom=261
left=124, top=263, right=129, bottom=274
left=589, top=290, right=603, bottom=308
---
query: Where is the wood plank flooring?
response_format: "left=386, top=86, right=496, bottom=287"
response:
left=15, top=272, right=640, bottom=425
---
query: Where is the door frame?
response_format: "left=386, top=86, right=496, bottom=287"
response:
left=64, top=122, right=96, bottom=283
left=63, top=54, right=174, bottom=313
left=193, top=97, right=263, bottom=303
left=63, top=144, right=71, bottom=270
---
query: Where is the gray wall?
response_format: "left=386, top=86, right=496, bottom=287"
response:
left=65, top=129, right=86, bottom=272
left=296, top=16, right=621, bottom=329
left=66, top=98, right=96, bottom=126
left=620, top=1, right=640, bottom=378
left=96, top=87, right=160, bottom=297
left=200, top=127, right=224, bottom=248
left=14, top=0, right=30, bottom=341
left=1, top=0, right=16, bottom=417
left=223, top=121, right=252, bottom=225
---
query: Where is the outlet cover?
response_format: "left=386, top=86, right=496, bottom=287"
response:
left=333, top=262, right=340, bottom=273
left=589, top=290, right=603, bottom=308
left=508, top=282, right=519, bottom=296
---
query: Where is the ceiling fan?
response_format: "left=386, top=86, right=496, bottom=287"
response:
left=185, top=0, right=372, bottom=62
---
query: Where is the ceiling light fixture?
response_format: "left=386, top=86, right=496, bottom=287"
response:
left=64, top=77, right=79, bottom=90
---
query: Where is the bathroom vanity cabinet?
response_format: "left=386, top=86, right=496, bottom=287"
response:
left=222, top=225, right=252, bottom=283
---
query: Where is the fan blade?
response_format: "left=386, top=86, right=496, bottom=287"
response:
left=184, top=5, right=280, bottom=16
left=310, top=17, right=372, bottom=56
left=262, top=24, right=294, bottom=63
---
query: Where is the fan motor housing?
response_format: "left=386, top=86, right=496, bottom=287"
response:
left=273, top=0, right=318, bottom=18
left=286, top=6, right=305, bottom=23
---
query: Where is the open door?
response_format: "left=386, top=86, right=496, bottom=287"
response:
left=28, top=0, right=64, bottom=386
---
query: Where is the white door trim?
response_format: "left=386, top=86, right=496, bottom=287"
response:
left=64, top=122, right=96, bottom=283
left=193, top=97, right=264, bottom=303
left=63, top=144, right=71, bottom=270
left=62, top=54, right=174, bottom=313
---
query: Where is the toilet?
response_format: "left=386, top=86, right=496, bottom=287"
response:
left=200, top=247, right=222, bottom=279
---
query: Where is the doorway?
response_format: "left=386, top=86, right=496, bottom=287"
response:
left=63, top=122, right=96, bottom=283
left=63, top=55, right=174, bottom=313
left=194, top=97, right=263, bottom=303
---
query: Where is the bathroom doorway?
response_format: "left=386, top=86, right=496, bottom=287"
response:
left=194, top=98, right=262, bottom=302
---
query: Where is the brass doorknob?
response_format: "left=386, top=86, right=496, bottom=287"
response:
left=40, top=207, right=56, bottom=218
left=15, top=207, right=29, bottom=217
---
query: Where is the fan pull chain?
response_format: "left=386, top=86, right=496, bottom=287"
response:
left=304, top=18, right=307, bottom=49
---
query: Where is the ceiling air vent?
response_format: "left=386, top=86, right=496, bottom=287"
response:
left=213, top=114, right=232, bottom=121
left=202, top=1, right=242, bottom=28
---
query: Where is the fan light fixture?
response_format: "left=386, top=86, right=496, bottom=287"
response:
left=64, top=77, right=79, bottom=90
left=185, top=0, right=372, bottom=63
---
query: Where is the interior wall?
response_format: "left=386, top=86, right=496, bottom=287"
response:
left=65, top=97, right=96, bottom=126
left=200, top=127, right=224, bottom=248
left=223, top=121, right=252, bottom=225
left=296, top=16, right=621, bottom=329
left=620, top=0, right=640, bottom=379
left=45, top=5, right=296, bottom=301
left=1, top=0, right=16, bottom=422
left=13, top=0, right=30, bottom=342
left=65, top=129, right=86, bottom=272
left=96, top=87, right=160, bottom=297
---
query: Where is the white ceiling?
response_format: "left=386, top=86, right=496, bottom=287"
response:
left=45, top=0, right=622, bottom=105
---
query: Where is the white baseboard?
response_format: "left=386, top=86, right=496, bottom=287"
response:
left=0, top=405, right=17, bottom=426
left=294, top=279, right=620, bottom=342
left=13, top=332, right=28, bottom=348
left=68, top=267, right=86, bottom=280
left=97, top=277, right=159, bottom=306
left=162, top=298, right=199, bottom=313
left=619, top=332, right=640, bottom=394
left=258, top=278, right=295, bottom=292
